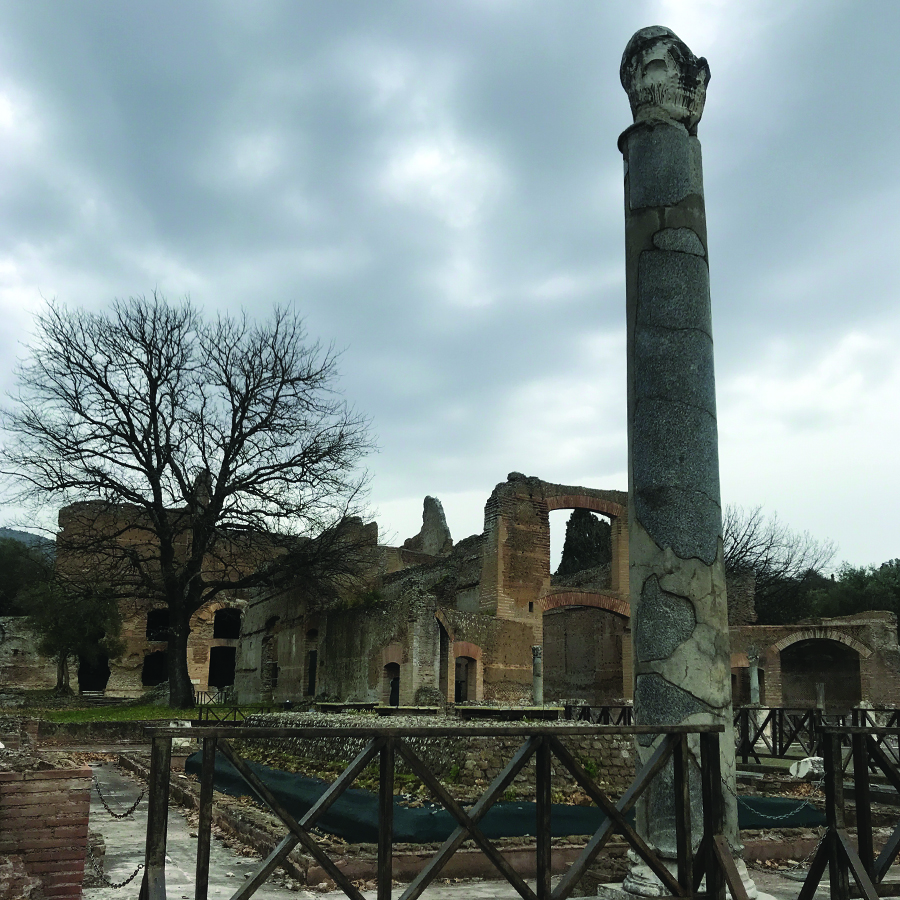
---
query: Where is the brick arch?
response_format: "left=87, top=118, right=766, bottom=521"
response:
left=381, top=643, right=403, bottom=666
left=544, top=494, right=626, bottom=520
left=434, top=608, right=455, bottom=642
left=452, top=641, right=482, bottom=661
left=770, top=629, right=872, bottom=660
left=538, top=590, right=630, bottom=618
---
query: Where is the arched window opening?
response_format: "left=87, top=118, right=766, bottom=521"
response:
left=213, top=608, right=241, bottom=640
left=146, top=609, right=168, bottom=642
left=142, top=650, right=168, bottom=686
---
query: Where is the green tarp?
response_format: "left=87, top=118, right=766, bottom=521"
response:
left=184, top=751, right=824, bottom=843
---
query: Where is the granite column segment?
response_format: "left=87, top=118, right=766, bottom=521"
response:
left=617, top=25, right=751, bottom=898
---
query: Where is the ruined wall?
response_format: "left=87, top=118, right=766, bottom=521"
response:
left=0, top=617, right=56, bottom=695
left=477, top=474, right=629, bottom=697
left=730, top=612, right=900, bottom=711
left=543, top=607, right=628, bottom=704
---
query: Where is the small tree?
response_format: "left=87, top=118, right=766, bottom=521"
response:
left=24, top=581, right=124, bottom=694
left=2, top=295, right=373, bottom=707
left=0, top=538, right=52, bottom=616
left=555, top=509, right=611, bottom=577
left=723, top=505, right=836, bottom=624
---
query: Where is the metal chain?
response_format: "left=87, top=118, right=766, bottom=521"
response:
left=86, top=841, right=144, bottom=889
left=721, top=776, right=821, bottom=823
left=92, top=775, right=145, bottom=819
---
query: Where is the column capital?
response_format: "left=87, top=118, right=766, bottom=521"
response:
left=620, top=26, right=710, bottom=134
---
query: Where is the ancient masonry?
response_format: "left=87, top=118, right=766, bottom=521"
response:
left=617, top=25, right=745, bottom=896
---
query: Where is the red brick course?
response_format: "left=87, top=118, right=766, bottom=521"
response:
left=0, top=765, right=90, bottom=899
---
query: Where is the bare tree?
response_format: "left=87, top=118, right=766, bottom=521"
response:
left=723, top=504, right=836, bottom=622
left=1, top=295, right=374, bottom=707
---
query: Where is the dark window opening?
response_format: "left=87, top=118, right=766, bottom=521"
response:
left=306, top=649, right=318, bottom=695
left=455, top=657, right=470, bottom=703
left=213, top=608, right=241, bottom=639
left=78, top=653, right=110, bottom=692
left=146, top=609, right=168, bottom=642
left=383, top=662, right=400, bottom=707
left=306, top=628, right=319, bottom=641
left=265, top=616, right=280, bottom=632
left=208, top=646, right=236, bottom=690
left=528, top=602, right=534, bottom=613
left=142, top=650, right=168, bottom=686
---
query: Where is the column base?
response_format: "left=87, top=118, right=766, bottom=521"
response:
left=596, top=856, right=769, bottom=899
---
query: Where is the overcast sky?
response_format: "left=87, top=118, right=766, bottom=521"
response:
left=0, top=1, right=896, bottom=569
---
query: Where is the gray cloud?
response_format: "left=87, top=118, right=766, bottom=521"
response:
left=0, top=1, right=896, bottom=565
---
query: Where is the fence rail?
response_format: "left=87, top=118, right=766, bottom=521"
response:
left=137, top=722, right=746, bottom=900
left=194, top=704, right=278, bottom=724
left=563, top=704, right=634, bottom=726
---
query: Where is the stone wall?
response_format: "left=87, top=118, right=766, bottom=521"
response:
left=0, top=764, right=91, bottom=898
left=246, top=713, right=636, bottom=799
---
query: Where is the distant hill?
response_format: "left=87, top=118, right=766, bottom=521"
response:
left=0, top=527, right=55, bottom=552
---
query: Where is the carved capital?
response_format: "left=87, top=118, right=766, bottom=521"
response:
left=620, top=26, right=710, bottom=133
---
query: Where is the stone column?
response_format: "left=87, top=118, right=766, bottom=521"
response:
left=748, top=648, right=761, bottom=706
left=532, top=645, right=544, bottom=706
left=618, top=26, right=752, bottom=897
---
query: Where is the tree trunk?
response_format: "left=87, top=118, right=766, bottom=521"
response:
left=168, top=614, right=195, bottom=709
left=55, top=655, right=72, bottom=695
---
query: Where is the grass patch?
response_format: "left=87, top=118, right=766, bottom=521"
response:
left=0, top=703, right=195, bottom=723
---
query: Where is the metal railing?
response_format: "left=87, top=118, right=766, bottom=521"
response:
left=138, top=722, right=747, bottom=900
left=194, top=704, right=278, bottom=724
left=798, top=724, right=900, bottom=900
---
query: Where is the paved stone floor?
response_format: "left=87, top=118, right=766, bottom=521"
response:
left=81, top=757, right=831, bottom=900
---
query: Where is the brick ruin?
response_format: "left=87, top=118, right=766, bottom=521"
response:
left=233, top=473, right=900, bottom=713
left=2, top=476, right=899, bottom=711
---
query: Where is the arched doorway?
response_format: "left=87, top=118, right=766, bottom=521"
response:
left=142, top=650, right=168, bottom=687
left=78, top=653, right=111, bottom=693
left=781, top=639, right=861, bottom=712
left=543, top=605, right=628, bottom=704
left=208, top=646, right=236, bottom=691
left=383, top=663, right=400, bottom=706
left=455, top=656, right=476, bottom=703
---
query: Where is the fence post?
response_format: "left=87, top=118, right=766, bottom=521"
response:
left=699, top=732, right=725, bottom=900
left=536, top=735, right=552, bottom=899
left=377, top=737, right=395, bottom=900
left=673, top=733, right=693, bottom=896
left=739, top=708, right=749, bottom=766
left=823, top=732, right=850, bottom=900
left=141, top=734, right=172, bottom=900
left=195, top=734, right=217, bottom=900
left=852, top=731, right=874, bottom=880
